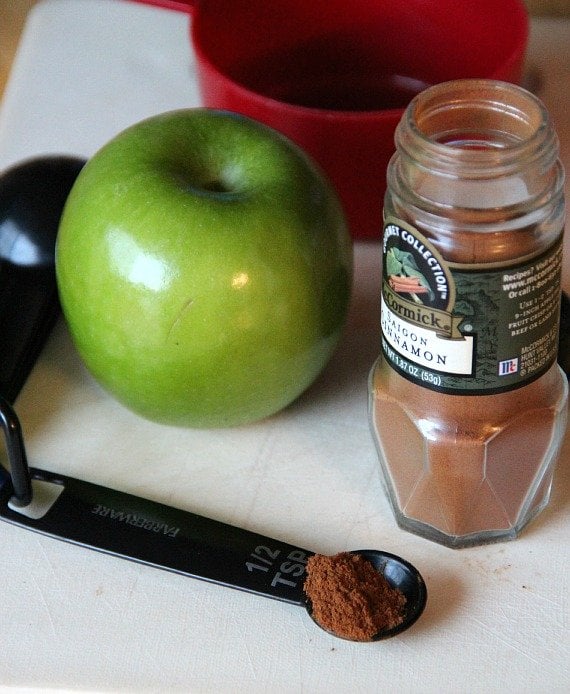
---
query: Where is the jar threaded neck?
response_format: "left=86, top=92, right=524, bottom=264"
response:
left=395, top=80, right=559, bottom=180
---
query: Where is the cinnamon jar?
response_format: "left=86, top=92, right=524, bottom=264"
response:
left=369, top=80, right=568, bottom=548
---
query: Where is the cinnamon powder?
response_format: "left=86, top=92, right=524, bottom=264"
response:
left=303, top=552, right=406, bottom=641
left=371, top=363, right=565, bottom=538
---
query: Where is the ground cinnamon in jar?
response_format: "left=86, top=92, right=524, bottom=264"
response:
left=303, top=552, right=406, bottom=641
left=370, top=80, right=568, bottom=548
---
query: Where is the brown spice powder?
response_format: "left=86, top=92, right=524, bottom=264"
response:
left=371, top=345, right=565, bottom=538
left=303, top=552, right=406, bottom=641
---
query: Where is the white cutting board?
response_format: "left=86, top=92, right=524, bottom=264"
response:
left=0, top=2, right=568, bottom=692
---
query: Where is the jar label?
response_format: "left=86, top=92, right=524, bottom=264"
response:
left=381, top=218, right=563, bottom=393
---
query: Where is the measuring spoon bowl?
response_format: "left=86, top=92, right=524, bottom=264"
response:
left=0, top=156, right=84, bottom=267
left=0, top=156, right=85, bottom=403
left=304, top=549, right=427, bottom=641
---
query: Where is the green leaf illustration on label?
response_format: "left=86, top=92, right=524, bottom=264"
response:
left=386, top=247, right=435, bottom=303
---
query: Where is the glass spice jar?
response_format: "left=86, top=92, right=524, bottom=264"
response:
left=369, top=79, right=568, bottom=548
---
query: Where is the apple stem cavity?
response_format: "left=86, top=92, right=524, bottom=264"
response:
left=203, top=179, right=230, bottom=194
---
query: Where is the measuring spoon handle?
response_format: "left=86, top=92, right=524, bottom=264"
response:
left=0, top=468, right=311, bottom=605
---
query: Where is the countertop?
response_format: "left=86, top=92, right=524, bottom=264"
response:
left=0, top=2, right=569, bottom=692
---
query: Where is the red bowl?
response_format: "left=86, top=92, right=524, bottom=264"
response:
left=132, top=0, right=529, bottom=240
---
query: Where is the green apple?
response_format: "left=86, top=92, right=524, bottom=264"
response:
left=55, top=109, right=352, bottom=427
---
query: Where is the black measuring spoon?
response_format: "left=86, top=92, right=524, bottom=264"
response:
left=558, top=291, right=570, bottom=377
left=0, top=155, right=426, bottom=642
left=0, top=396, right=427, bottom=641
left=0, top=155, right=85, bottom=404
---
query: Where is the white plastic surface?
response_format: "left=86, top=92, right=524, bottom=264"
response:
left=0, top=2, right=568, bottom=691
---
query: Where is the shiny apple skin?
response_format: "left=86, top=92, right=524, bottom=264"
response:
left=55, top=109, right=352, bottom=427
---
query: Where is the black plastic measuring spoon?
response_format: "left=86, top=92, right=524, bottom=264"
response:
left=558, top=291, right=570, bottom=377
left=0, top=156, right=85, bottom=404
left=0, top=395, right=427, bottom=641
left=0, top=155, right=426, bottom=642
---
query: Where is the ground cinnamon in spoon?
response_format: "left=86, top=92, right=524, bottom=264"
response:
left=303, top=552, right=406, bottom=641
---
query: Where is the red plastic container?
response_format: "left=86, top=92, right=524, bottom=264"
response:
left=131, top=0, right=529, bottom=240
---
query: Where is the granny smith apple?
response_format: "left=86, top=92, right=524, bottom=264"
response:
left=56, top=109, right=352, bottom=427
